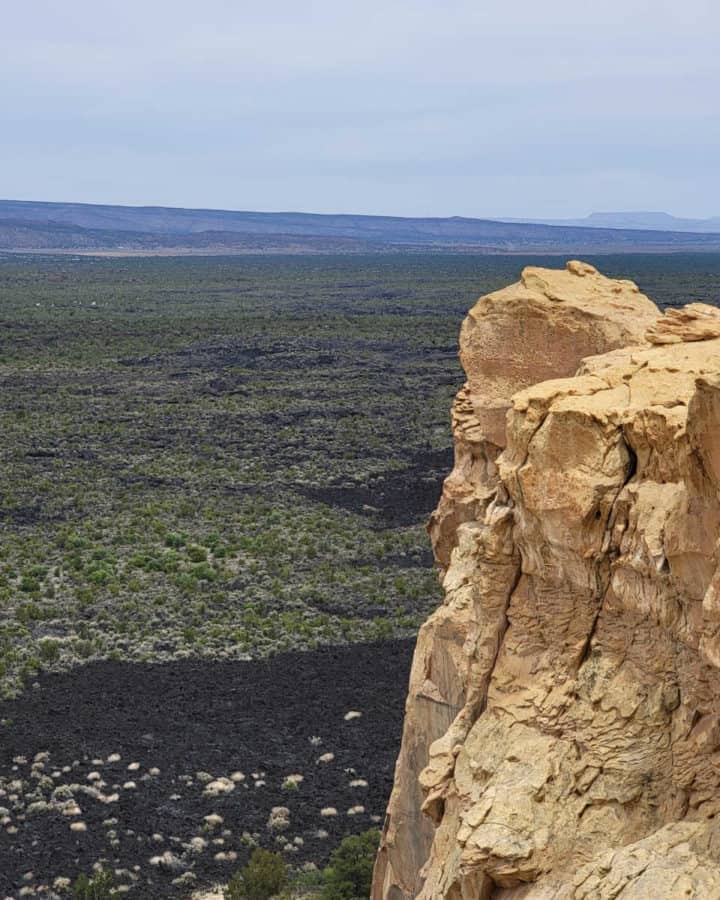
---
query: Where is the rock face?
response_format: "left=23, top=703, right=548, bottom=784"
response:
left=373, top=262, right=720, bottom=899
left=428, top=259, right=660, bottom=572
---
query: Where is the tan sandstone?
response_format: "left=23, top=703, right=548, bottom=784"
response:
left=373, top=263, right=720, bottom=899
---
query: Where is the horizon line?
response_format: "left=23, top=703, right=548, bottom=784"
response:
left=1, top=197, right=718, bottom=224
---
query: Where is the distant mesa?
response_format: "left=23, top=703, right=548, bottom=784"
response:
left=1, top=199, right=720, bottom=254
left=498, top=209, right=720, bottom=233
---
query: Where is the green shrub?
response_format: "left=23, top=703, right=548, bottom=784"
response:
left=160, top=550, right=180, bottom=572
left=186, top=544, right=208, bottom=562
left=225, top=849, right=287, bottom=900
left=191, top=561, right=217, bottom=582
left=65, top=533, right=91, bottom=550
left=16, top=602, right=47, bottom=623
left=86, top=566, right=111, bottom=585
left=72, top=868, right=117, bottom=899
left=73, top=638, right=95, bottom=659
left=38, top=638, right=60, bottom=662
left=321, top=829, right=380, bottom=900
left=19, top=575, right=41, bottom=594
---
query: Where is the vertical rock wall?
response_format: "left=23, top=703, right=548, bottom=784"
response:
left=374, top=263, right=720, bottom=898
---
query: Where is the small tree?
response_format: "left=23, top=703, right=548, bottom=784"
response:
left=225, top=849, right=288, bottom=900
left=321, top=828, right=380, bottom=900
left=72, top=869, right=117, bottom=900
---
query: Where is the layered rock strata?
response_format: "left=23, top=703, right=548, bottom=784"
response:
left=373, top=262, right=720, bottom=899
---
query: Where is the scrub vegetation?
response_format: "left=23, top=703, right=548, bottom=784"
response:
left=0, top=252, right=718, bottom=697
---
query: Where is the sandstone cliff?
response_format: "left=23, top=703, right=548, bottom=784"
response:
left=373, top=262, right=720, bottom=899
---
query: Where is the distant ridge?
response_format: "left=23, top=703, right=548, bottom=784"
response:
left=498, top=211, right=720, bottom=234
left=1, top=199, right=720, bottom=255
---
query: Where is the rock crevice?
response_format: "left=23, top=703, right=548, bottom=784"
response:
left=373, top=262, right=720, bottom=899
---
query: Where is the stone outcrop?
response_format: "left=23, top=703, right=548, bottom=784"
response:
left=373, top=262, right=720, bottom=899
left=645, top=302, right=720, bottom=345
left=428, top=260, right=659, bottom=572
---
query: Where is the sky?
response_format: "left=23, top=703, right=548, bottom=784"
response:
left=1, top=0, right=719, bottom=218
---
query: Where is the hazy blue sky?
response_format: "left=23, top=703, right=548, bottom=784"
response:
left=2, top=0, right=718, bottom=217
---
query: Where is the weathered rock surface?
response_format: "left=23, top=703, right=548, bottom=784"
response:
left=428, top=260, right=659, bottom=571
left=645, top=302, right=720, bottom=344
left=373, top=262, right=720, bottom=899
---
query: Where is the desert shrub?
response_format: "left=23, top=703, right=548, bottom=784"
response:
left=38, top=638, right=60, bottom=662
left=86, top=565, right=112, bottom=585
left=16, top=602, right=47, bottom=623
left=191, top=561, right=216, bottom=581
left=73, top=638, right=95, bottom=659
left=72, top=868, right=117, bottom=899
left=186, top=544, right=208, bottom=562
left=165, top=531, right=186, bottom=548
left=321, top=828, right=380, bottom=900
left=160, top=550, right=180, bottom=572
left=225, top=848, right=288, bottom=900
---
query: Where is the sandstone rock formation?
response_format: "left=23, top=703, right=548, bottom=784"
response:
left=373, top=262, right=720, bottom=899
left=428, top=260, right=659, bottom=571
left=646, top=302, right=720, bottom=345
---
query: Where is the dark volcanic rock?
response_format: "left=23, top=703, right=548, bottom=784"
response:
left=0, top=640, right=414, bottom=898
